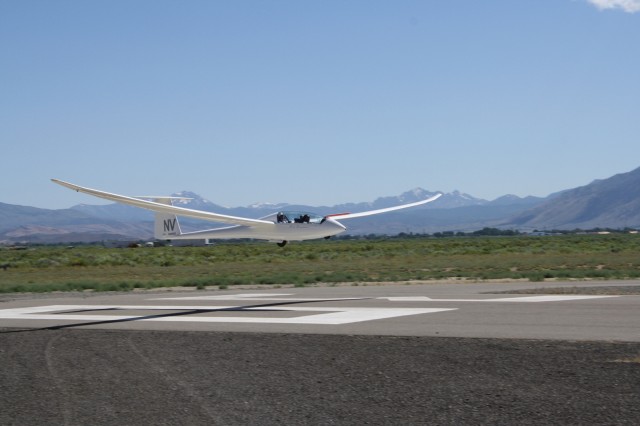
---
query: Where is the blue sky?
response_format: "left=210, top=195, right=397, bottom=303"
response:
left=2, top=0, right=639, bottom=209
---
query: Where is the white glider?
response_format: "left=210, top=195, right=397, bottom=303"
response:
left=52, top=179, right=442, bottom=246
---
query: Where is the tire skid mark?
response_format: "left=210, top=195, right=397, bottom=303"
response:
left=44, top=333, right=74, bottom=426
left=126, top=335, right=226, bottom=424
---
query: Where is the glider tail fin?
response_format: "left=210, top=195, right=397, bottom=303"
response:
left=141, top=197, right=188, bottom=240
left=155, top=212, right=182, bottom=239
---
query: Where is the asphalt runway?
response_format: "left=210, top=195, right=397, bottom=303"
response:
left=0, top=281, right=638, bottom=341
left=2, top=281, right=639, bottom=425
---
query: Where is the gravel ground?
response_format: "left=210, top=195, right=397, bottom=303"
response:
left=1, top=329, right=639, bottom=425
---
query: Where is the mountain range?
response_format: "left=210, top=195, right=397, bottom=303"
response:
left=2, top=166, right=639, bottom=244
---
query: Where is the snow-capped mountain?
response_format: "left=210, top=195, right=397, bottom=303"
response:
left=5, top=166, right=640, bottom=243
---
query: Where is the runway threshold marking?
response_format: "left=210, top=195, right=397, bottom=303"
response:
left=0, top=304, right=455, bottom=326
left=0, top=294, right=618, bottom=328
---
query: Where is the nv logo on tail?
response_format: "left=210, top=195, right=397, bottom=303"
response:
left=164, top=218, right=177, bottom=232
left=155, top=213, right=181, bottom=238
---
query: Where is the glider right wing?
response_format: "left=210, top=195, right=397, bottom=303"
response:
left=327, top=193, right=442, bottom=220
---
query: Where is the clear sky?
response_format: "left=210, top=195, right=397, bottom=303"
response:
left=2, top=0, right=639, bottom=209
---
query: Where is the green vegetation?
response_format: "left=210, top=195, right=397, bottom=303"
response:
left=1, top=234, right=640, bottom=293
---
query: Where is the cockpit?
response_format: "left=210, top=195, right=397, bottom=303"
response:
left=265, top=211, right=325, bottom=224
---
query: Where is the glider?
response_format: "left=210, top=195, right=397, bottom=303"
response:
left=52, top=179, right=442, bottom=246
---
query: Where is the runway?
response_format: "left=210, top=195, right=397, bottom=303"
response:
left=2, top=281, right=639, bottom=425
left=1, top=281, right=638, bottom=341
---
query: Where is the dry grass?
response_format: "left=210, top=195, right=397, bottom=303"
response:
left=1, top=234, right=639, bottom=293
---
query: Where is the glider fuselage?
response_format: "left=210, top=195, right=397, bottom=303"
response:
left=168, top=213, right=347, bottom=242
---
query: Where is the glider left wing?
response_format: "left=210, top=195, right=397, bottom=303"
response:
left=51, top=179, right=273, bottom=227
left=328, top=193, right=442, bottom=220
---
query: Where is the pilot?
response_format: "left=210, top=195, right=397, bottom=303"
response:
left=277, top=212, right=285, bottom=223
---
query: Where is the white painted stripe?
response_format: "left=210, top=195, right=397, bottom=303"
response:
left=0, top=305, right=455, bottom=325
left=145, top=308, right=455, bottom=325
left=155, top=293, right=619, bottom=304
left=157, top=293, right=295, bottom=299
left=485, top=295, right=620, bottom=302
left=153, top=293, right=367, bottom=302
left=380, top=295, right=619, bottom=303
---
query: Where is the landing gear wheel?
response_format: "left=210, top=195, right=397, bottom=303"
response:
left=277, top=240, right=288, bottom=247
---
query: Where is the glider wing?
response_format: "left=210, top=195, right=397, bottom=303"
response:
left=328, top=193, right=442, bottom=220
left=51, top=179, right=273, bottom=227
